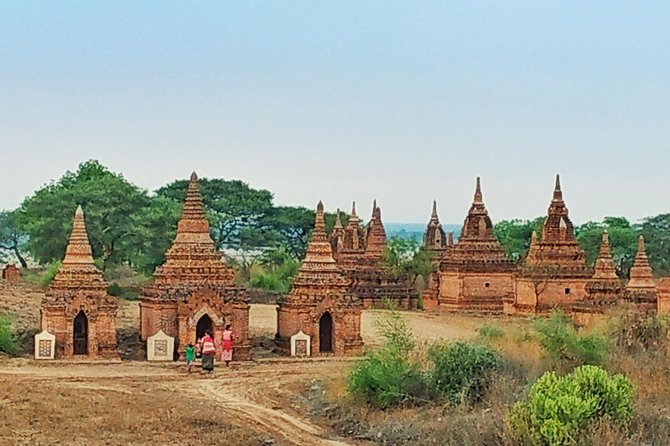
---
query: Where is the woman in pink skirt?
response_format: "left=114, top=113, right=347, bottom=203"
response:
left=220, top=324, right=234, bottom=367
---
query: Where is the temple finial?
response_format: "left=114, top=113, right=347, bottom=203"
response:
left=315, top=201, right=325, bottom=230
left=372, top=198, right=377, bottom=214
left=351, top=201, right=357, bottom=217
left=637, top=235, right=645, bottom=253
left=334, top=208, right=343, bottom=229
left=552, top=174, right=563, bottom=201
left=431, top=200, right=438, bottom=219
left=190, top=171, right=198, bottom=181
left=75, top=204, right=84, bottom=216
left=474, top=177, right=483, bottom=204
left=531, top=230, right=538, bottom=244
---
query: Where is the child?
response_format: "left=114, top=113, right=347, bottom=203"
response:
left=185, top=343, right=195, bottom=374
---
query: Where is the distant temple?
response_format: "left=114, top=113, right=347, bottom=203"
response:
left=40, top=206, right=118, bottom=358
left=1, top=263, right=21, bottom=282
left=276, top=201, right=363, bottom=356
left=139, top=172, right=251, bottom=360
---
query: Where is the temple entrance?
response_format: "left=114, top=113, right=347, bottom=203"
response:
left=319, top=312, right=333, bottom=353
left=196, top=314, right=213, bottom=341
left=73, top=311, right=88, bottom=355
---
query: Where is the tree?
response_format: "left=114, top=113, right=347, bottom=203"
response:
left=0, top=210, right=28, bottom=268
left=155, top=178, right=274, bottom=252
left=260, top=206, right=315, bottom=260
left=17, top=160, right=149, bottom=270
left=382, top=237, right=433, bottom=284
left=639, top=213, right=670, bottom=276
left=493, top=217, right=544, bottom=261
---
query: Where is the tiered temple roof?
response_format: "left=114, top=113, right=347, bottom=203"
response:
left=363, top=200, right=387, bottom=261
left=286, top=201, right=353, bottom=303
left=625, top=236, right=657, bottom=310
left=423, top=200, right=447, bottom=257
left=440, top=177, right=513, bottom=272
left=143, top=172, right=239, bottom=301
left=523, top=175, right=591, bottom=277
left=337, top=202, right=365, bottom=268
left=47, top=205, right=108, bottom=298
left=579, top=231, right=622, bottom=308
left=329, top=209, right=345, bottom=260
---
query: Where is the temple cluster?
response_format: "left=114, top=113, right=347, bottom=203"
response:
left=2, top=171, right=667, bottom=360
left=422, top=175, right=669, bottom=322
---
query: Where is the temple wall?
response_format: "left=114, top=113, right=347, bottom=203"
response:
left=139, top=301, right=178, bottom=341
left=515, top=277, right=588, bottom=314
left=658, top=278, right=670, bottom=315
left=461, top=273, right=514, bottom=301
left=438, top=273, right=461, bottom=300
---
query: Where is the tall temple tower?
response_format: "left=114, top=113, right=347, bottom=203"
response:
left=514, top=175, right=592, bottom=314
left=435, top=177, right=515, bottom=313
left=276, top=201, right=363, bottom=356
left=140, top=172, right=251, bottom=359
left=624, top=235, right=657, bottom=312
left=41, top=206, right=118, bottom=358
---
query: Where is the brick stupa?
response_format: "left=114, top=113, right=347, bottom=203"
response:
left=514, top=175, right=592, bottom=314
left=140, top=172, right=251, bottom=359
left=421, top=200, right=447, bottom=310
left=572, top=231, right=623, bottom=323
left=1, top=264, right=21, bottom=282
left=624, top=235, right=657, bottom=312
left=333, top=202, right=365, bottom=269
left=434, top=178, right=515, bottom=313
left=41, top=205, right=118, bottom=358
left=276, top=201, right=363, bottom=356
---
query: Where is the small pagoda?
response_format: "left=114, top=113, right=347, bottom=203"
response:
left=421, top=200, right=448, bottom=310
left=436, top=178, right=515, bottom=313
left=572, top=231, right=623, bottom=324
left=514, top=175, right=593, bottom=314
left=624, top=235, right=657, bottom=312
left=344, top=201, right=417, bottom=309
left=332, top=202, right=365, bottom=269
left=140, top=172, right=251, bottom=360
left=40, top=206, right=118, bottom=359
left=276, top=201, right=363, bottom=356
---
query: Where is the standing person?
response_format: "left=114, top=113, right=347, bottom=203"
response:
left=200, top=331, right=216, bottom=374
left=185, top=343, right=195, bottom=374
left=220, top=324, right=235, bottom=367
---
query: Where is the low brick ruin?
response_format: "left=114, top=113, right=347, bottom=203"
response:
left=1, top=264, right=21, bottom=282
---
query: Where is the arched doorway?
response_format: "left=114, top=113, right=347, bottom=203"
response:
left=196, top=314, right=213, bottom=341
left=73, top=311, right=88, bottom=355
left=319, top=312, right=333, bottom=353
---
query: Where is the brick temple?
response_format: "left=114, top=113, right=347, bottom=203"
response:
left=139, top=172, right=251, bottom=360
left=425, top=178, right=515, bottom=313
left=1, top=263, right=21, bottom=282
left=624, top=235, right=658, bottom=312
left=331, top=201, right=417, bottom=309
left=40, top=206, right=119, bottom=359
left=276, top=201, right=363, bottom=356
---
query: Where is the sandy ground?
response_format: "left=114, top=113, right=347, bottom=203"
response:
left=0, top=282, right=507, bottom=445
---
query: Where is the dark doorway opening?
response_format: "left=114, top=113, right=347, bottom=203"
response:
left=73, top=311, right=88, bottom=355
left=319, top=312, right=333, bottom=353
left=196, top=314, right=213, bottom=341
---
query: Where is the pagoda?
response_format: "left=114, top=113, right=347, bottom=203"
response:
left=276, top=201, right=363, bottom=356
left=421, top=200, right=448, bottom=310
left=344, top=201, right=417, bottom=309
left=140, top=172, right=251, bottom=360
left=514, top=175, right=592, bottom=314
left=624, top=235, right=657, bottom=312
left=329, top=209, right=345, bottom=261
left=334, top=202, right=365, bottom=269
left=436, top=177, right=515, bottom=314
left=572, top=231, right=623, bottom=324
left=41, top=205, right=118, bottom=358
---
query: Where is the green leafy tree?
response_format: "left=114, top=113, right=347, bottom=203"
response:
left=639, top=213, right=670, bottom=276
left=493, top=217, right=544, bottom=261
left=17, top=160, right=149, bottom=270
left=0, top=210, right=29, bottom=268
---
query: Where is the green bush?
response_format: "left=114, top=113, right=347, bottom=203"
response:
left=348, top=306, right=430, bottom=408
left=428, top=341, right=502, bottom=405
left=249, top=270, right=291, bottom=294
left=107, top=282, right=124, bottom=296
left=0, top=313, right=19, bottom=356
left=611, top=306, right=669, bottom=353
left=39, top=260, right=62, bottom=287
left=477, top=323, right=504, bottom=339
left=509, top=365, right=634, bottom=446
left=533, top=310, right=608, bottom=368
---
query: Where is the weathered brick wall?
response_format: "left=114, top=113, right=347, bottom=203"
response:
left=658, top=278, right=670, bottom=315
left=461, top=273, right=514, bottom=300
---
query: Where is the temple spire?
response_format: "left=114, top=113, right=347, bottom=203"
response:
left=334, top=208, right=343, bottom=229
left=190, top=171, right=198, bottom=181
left=626, top=235, right=657, bottom=294
left=553, top=174, right=563, bottom=202
left=593, top=230, right=617, bottom=280
left=351, top=201, right=357, bottom=217
left=63, top=205, right=95, bottom=266
left=431, top=200, right=439, bottom=221
left=315, top=200, right=326, bottom=232
left=474, top=177, right=483, bottom=204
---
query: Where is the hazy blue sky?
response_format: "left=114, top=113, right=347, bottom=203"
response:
left=1, top=1, right=669, bottom=224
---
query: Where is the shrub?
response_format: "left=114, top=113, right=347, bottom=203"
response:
left=509, top=365, right=634, bottom=446
left=348, top=305, right=430, bottom=408
left=477, top=323, right=504, bottom=339
left=428, top=341, right=502, bottom=405
left=107, top=282, right=124, bottom=296
left=533, top=310, right=608, bottom=368
left=611, top=306, right=669, bottom=354
left=0, top=313, right=19, bottom=356
left=39, top=260, right=62, bottom=287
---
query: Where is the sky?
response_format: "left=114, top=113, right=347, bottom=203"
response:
left=1, top=1, right=669, bottom=224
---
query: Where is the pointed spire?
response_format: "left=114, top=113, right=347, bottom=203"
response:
left=75, top=204, right=84, bottom=216
left=351, top=201, right=357, bottom=217
left=627, top=235, right=656, bottom=292
left=431, top=200, right=439, bottom=221
left=372, top=199, right=377, bottom=216
left=592, top=230, right=617, bottom=280
left=63, top=205, right=95, bottom=266
left=531, top=230, right=538, bottom=245
left=190, top=171, right=198, bottom=181
left=334, top=208, right=343, bottom=229
left=474, top=177, right=483, bottom=204
left=553, top=174, right=563, bottom=201
left=315, top=200, right=326, bottom=232
left=448, top=232, right=454, bottom=246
